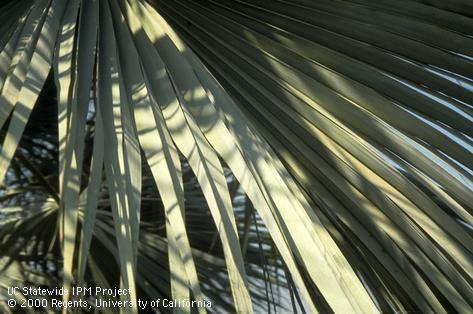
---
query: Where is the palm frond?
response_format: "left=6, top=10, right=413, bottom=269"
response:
left=1, top=0, right=472, bottom=313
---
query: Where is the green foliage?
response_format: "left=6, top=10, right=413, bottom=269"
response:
left=1, top=0, right=472, bottom=313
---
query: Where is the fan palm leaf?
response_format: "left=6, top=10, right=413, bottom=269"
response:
left=0, top=0, right=472, bottom=313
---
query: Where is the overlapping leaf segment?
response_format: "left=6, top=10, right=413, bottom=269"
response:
left=0, top=0, right=383, bottom=313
